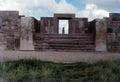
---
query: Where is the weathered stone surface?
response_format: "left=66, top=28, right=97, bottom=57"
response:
left=107, top=13, right=120, bottom=52
left=0, top=11, right=20, bottom=50
left=107, top=33, right=115, bottom=52
left=109, top=13, right=120, bottom=33
left=75, top=18, right=88, bottom=33
left=95, top=19, right=107, bottom=51
left=20, top=17, right=35, bottom=50
left=40, top=17, right=54, bottom=34
left=0, top=33, right=5, bottom=50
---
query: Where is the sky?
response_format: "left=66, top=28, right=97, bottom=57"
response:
left=0, top=0, right=120, bottom=21
left=59, top=20, right=69, bottom=34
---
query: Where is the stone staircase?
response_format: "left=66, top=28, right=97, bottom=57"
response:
left=34, top=33, right=95, bottom=51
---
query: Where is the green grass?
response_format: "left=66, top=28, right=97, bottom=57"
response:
left=2, top=60, right=120, bottom=82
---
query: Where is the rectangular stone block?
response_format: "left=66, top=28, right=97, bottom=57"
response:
left=20, top=17, right=35, bottom=50
left=75, top=18, right=88, bottom=33
left=40, top=17, right=54, bottom=34
left=95, top=19, right=107, bottom=52
left=0, top=11, right=20, bottom=50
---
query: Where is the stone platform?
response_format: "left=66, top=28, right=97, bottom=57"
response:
left=2, top=51, right=120, bottom=63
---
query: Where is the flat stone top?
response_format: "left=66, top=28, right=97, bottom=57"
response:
left=0, top=11, right=19, bottom=15
left=54, top=13, right=75, bottom=18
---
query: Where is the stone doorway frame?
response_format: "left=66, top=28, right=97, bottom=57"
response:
left=53, top=14, right=75, bottom=34
left=58, top=19, right=69, bottom=34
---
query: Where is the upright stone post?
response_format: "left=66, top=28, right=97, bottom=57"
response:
left=0, top=17, right=5, bottom=50
left=20, top=17, right=34, bottom=50
left=95, top=19, right=107, bottom=52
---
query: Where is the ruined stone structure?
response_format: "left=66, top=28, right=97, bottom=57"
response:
left=0, top=11, right=120, bottom=52
left=35, top=14, right=95, bottom=51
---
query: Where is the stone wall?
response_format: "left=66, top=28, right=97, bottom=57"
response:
left=107, top=13, right=120, bottom=52
left=75, top=18, right=88, bottom=33
left=0, top=11, right=20, bottom=50
left=40, top=17, right=54, bottom=34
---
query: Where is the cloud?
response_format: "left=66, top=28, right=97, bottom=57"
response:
left=0, top=0, right=109, bottom=21
left=81, top=0, right=120, bottom=12
left=78, top=3, right=109, bottom=21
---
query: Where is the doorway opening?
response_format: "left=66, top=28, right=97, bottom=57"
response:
left=58, top=20, right=69, bottom=34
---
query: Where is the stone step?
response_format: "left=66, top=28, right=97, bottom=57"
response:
left=35, top=33, right=94, bottom=36
left=35, top=37, right=94, bottom=40
left=34, top=34, right=94, bottom=39
left=34, top=33, right=95, bottom=51
left=35, top=39, right=94, bottom=43
left=35, top=46, right=95, bottom=51
left=35, top=40, right=95, bottom=44
left=34, top=43, right=95, bottom=47
left=35, top=36, right=94, bottom=39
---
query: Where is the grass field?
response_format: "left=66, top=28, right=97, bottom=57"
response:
left=1, top=60, right=120, bottom=82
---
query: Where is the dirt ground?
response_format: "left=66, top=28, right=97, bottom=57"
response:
left=1, top=50, right=120, bottom=63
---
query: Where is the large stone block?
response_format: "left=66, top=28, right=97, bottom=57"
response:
left=109, top=13, right=120, bottom=33
left=75, top=18, right=88, bottom=33
left=40, top=17, right=54, bottom=34
left=107, top=33, right=115, bottom=52
left=0, top=11, right=20, bottom=50
left=20, top=17, right=35, bottom=50
left=107, top=13, right=120, bottom=52
left=95, top=19, right=107, bottom=51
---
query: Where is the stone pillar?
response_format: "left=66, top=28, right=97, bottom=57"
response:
left=0, top=33, right=5, bottom=50
left=20, top=17, right=34, bottom=50
left=107, top=33, right=115, bottom=52
left=95, top=19, right=107, bottom=52
left=0, top=18, right=5, bottom=50
left=0, top=11, right=20, bottom=50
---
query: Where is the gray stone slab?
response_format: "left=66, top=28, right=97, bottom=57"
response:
left=20, top=17, right=34, bottom=50
left=0, top=11, right=20, bottom=50
left=95, top=19, right=107, bottom=51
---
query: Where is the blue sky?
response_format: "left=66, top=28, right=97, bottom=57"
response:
left=0, top=0, right=120, bottom=21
